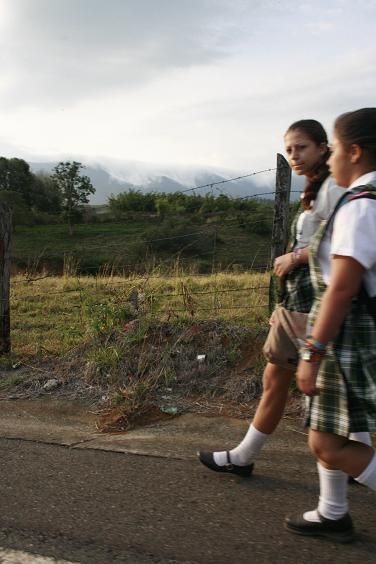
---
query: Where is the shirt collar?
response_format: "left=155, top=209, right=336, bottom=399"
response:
left=348, top=171, right=376, bottom=190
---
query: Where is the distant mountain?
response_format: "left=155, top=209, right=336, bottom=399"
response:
left=30, top=162, right=134, bottom=204
left=29, top=160, right=300, bottom=205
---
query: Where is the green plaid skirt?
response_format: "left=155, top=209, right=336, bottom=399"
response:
left=281, top=209, right=314, bottom=313
left=306, top=300, right=376, bottom=435
left=306, top=186, right=376, bottom=436
left=282, top=264, right=313, bottom=313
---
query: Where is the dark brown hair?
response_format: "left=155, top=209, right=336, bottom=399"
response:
left=334, top=108, right=376, bottom=167
left=286, top=119, right=330, bottom=210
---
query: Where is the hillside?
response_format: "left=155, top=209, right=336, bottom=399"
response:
left=12, top=218, right=272, bottom=275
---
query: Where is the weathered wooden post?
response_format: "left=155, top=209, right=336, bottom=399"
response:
left=269, top=154, right=291, bottom=312
left=0, top=204, right=12, bottom=353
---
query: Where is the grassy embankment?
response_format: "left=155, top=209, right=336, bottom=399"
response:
left=5, top=270, right=271, bottom=426
left=4, top=218, right=273, bottom=426
left=10, top=270, right=270, bottom=355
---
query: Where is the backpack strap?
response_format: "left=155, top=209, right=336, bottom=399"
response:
left=324, top=184, right=376, bottom=323
left=327, top=183, right=376, bottom=221
left=323, top=183, right=376, bottom=235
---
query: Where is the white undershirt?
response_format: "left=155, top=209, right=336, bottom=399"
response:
left=295, top=177, right=343, bottom=249
left=318, top=171, right=376, bottom=296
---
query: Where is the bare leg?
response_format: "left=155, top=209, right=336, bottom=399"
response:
left=208, top=362, right=295, bottom=467
left=252, top=362, right=295, bottom=434
left=286, top=429, right=376, bottom=531
left=309, top=430, right=374, bottom=476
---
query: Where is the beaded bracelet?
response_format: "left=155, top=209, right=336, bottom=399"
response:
left=305, top=335, right=326, bottom=351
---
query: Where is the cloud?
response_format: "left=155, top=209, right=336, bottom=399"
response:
left=0, top=0, right=247, bottom=108
left=0, top=0, right=376, bottom=173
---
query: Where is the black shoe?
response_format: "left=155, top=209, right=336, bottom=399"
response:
left=285, top=512, right=355, bottom=543
left=197, top=450, right=254, bottom=477
left=348, top=475, right=364, bottom=486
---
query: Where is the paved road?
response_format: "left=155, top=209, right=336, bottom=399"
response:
left=0, top=434, right=376, bottom=563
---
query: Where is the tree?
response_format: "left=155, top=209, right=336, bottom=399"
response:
left=51, top=161, right=95, bottom=234
left=108, top=189, right=156, bottom=218
left=0, top=157, right=34, bottom=205
left=31, top=172, right=62, bottom=215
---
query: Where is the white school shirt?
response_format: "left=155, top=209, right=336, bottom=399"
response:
left=318, top=171, right=376, bottom=297
left=295, top=176, right=343, bottom=249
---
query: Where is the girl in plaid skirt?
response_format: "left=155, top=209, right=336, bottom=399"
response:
left=286, top=108, right=376, bottom=542
left=198, top=120, right=370, bottom=476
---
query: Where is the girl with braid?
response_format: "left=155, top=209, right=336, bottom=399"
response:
left=198, top=119, right=371, bottom=476
left=285, top=108, right=376, bottom=542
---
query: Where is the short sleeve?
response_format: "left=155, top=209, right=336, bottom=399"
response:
left=331, top=199, right=376, bottom=268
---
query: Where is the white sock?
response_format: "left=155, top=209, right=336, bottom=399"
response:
left=303, top=463, right=348, bottom=522
left=213, top=424, right=268, bottom=466
left=317, top=463, right=348, bottom=519
left=349, top=432, right=372, bottom=446
left=356, top=451, right=376, bottom=490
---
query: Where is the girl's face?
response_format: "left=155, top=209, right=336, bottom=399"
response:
left=284, top=129, right=327, bottom=177
left=328, top=133, right=353, bottom=187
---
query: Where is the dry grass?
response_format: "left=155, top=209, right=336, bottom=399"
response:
left=5, top=270, right=272, bottom=429
left=10, top=270, right=270, bottom=356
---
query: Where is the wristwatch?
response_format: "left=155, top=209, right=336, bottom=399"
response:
left=300, top=347, right=323, bottom=363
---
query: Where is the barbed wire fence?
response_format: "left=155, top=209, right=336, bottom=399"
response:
left=0, top=155, right=292, bottom=352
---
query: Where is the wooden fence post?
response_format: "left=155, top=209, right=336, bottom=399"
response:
left=0, top=204, right=12, bottom=353
left=269, top=154, right=291, bottom=312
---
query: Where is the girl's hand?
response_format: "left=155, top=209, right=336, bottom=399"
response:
left=296, top=360, right=320, bottom=396
left=273, top=252, right=295, bottom=277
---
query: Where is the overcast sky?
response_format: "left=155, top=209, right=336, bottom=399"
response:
left=0, top=0, right=375, bottom=180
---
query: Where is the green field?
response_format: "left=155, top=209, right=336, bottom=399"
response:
left=12, top=219, right=273, bottom=275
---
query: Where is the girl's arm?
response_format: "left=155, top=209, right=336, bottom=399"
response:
left=273, top=247, right=309, bottom=278
left=296, top=255, right=365, bottom=396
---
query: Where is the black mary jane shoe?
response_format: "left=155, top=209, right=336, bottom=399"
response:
left=197, top=450, right=254, bottom=477
left=348, top=475, right=364, bottom=486
left=285, top=512, right=355, bottom=543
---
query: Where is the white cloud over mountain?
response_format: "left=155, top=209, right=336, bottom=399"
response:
left=1, top=1, right=375, bottom=174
